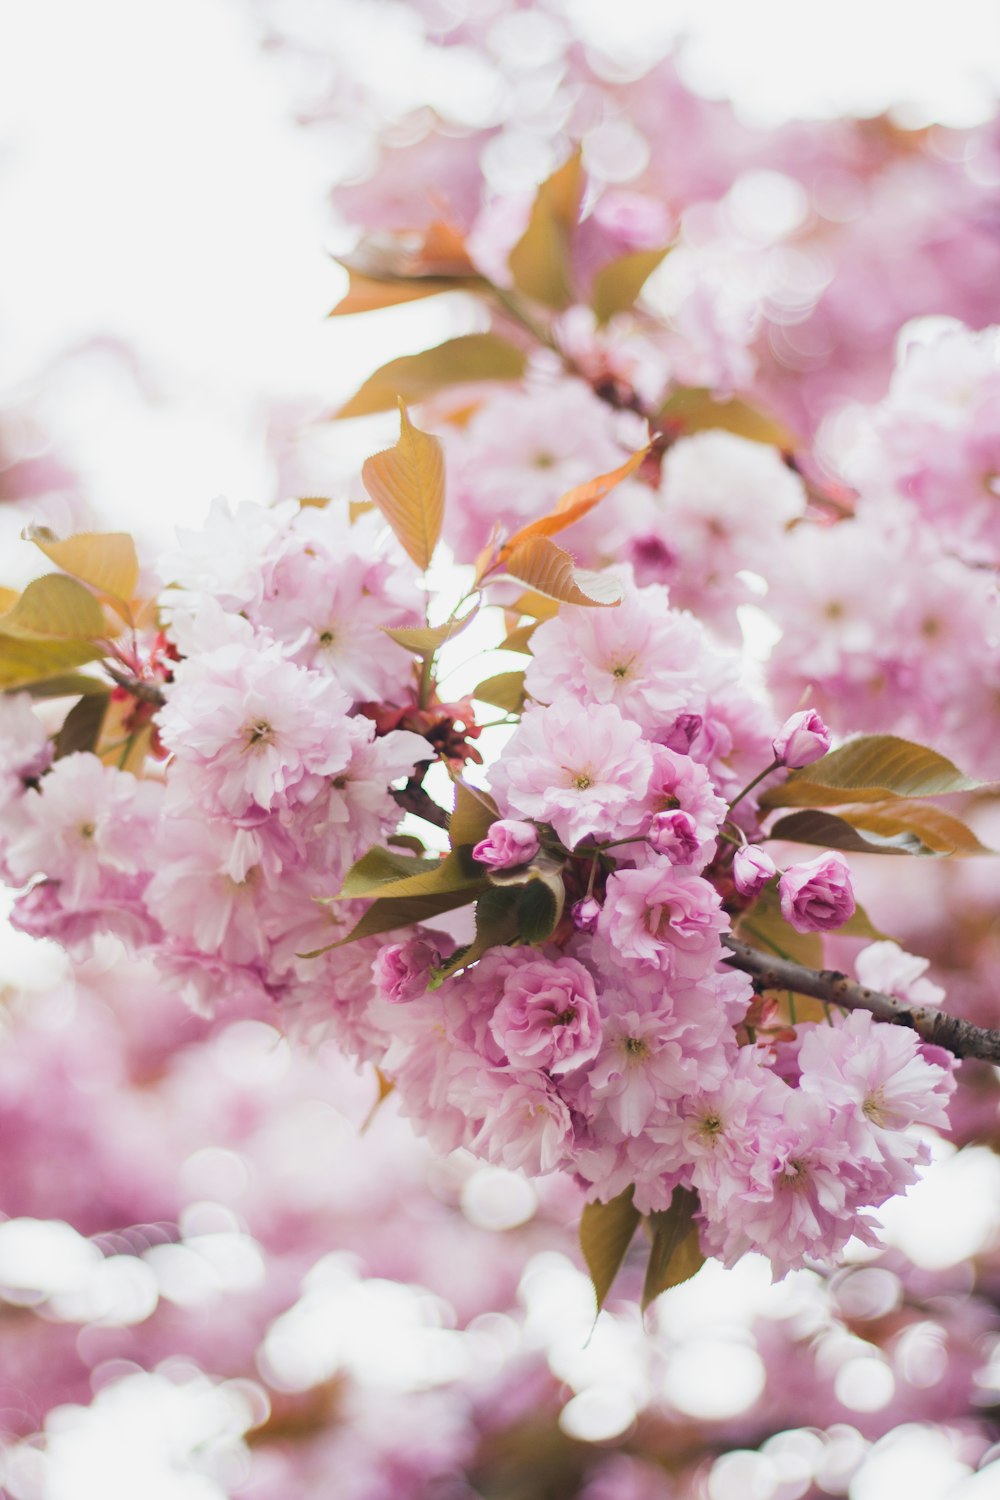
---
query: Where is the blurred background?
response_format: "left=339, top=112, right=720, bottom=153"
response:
left=3, top=3, right=1000, bottom=1497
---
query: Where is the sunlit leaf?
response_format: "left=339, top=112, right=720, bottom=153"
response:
left=497, top=447, right=648, bottom=563
left=16, top=672, right=109, bottom=699
left=0, top=575, right=108, bottom=641
left=335, top=846, right=453, bottom=900
left=25, top=528, right=139, bottom=612
left=383, top=608, right=478, bottom=657
left=579, top=1189, right=640, bottom=1312
left=0, top=637, right=104, bottom=690
left=642, top=1188, right=705, bottom=1310
left=338, top=334, right=526, bottom=420
left=449, top=780, right=498, bottom=849
left=362, top=402, right=445, bottom=571
left=336, top=844, right=486, bottom=906
left=307, top=888, right=484, bottom=954
left=762, top=734, right=982, bottom=809
left=503, top=536, right=623, bottom=608
left=329, top=224, right=485, bottom=316
left=54, top=693, right=109, bottom=760
left=508, top=150, right=583, bottom=310
left=591, top=246, right=671, bottom=324
left=658, top=387, right=797, bottom=450
left=499, top=622, right=540, bottom=654
left=473, top=670, right=525, bottom=714
left=510, top=591, right=559, bottom=622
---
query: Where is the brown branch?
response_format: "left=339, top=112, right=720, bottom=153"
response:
left=722, top=935, right=1000, bottom=1062
left=104, top=666, right=167, bottom=706
left=391, top=777, right=451, bottom=831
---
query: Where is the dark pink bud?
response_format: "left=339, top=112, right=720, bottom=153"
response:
left=571, top=897, right=601, bottom=934
left=779, top=852, right=855, bottom=933
left=647, top=809, right=701, bottom=864
left=473, top=819, right=539, bottom=870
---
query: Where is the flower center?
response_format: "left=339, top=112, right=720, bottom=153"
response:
left=573, top=772, right=592, bottom=790
left=863, top=1088, right=887, bottom=1126
left=244, top=719, right=275, bottom=750
left=623, top=1035, right=650, bottom=1060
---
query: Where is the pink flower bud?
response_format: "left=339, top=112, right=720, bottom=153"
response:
left=372, top=938, right=440, bottom=1002
left=571, top=897, right=601, bottom=933
left=648, top=809, right=701, bottom=864
left=473, top=819, right=539, bottom=870
left=779, top=852, right=855, bottom=933
left=733, top=844, right=776, bottom=897
left=772, top=710, right=831, bottom=768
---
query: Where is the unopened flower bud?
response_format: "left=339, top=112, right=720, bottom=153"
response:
left=372, top=938, right=439, bottom=1003
left=571, top=897, right=601, bottom=933
left=473, top=819, right=539, bottom=870
left=733, top=844, right=776, bottom=897
left=772, top=710, right=831, bottom=769
left=648, top=809, right=700, bottom=864
left=779, top=852, right=855, bottom=933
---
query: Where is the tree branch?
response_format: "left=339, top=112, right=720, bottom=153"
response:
left=390, top=777, right=451, bottom=831
left=104, top=666, right=167, bottom=706
left=722, top=934, right=1000, bottom=1063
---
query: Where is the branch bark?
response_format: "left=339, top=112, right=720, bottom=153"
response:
left=390, top=777, right=451, bottom=830
left=722, top=934, right=1000, bottom=1063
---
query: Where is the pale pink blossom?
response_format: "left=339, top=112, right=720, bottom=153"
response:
left=733, top=844, right=777, bottom=897
left=488, top=701, right=653, bottom=850
left=598, top=865, right=727, bottom=978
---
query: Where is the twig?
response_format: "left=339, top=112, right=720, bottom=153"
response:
left=104, top=666, right=167, bottom=706
left=722, top=935, right=1000, bottom=1062
left=391, top=778, right=451, bottom=831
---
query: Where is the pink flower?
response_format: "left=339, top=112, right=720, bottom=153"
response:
left=489, top=955, right=602, bottom=1075
left=488, top=701, right=653, bottom=850
left=772, top=710, right=831, bottom=768
left=854, top=940, right=945, bottom=1007
left=733, top=844, right=776, bottom=897
left=799, top=1009, right=955, bottom=1136
left=372, top=938, right=440, bottom=1003
left=647, top=809, right=700, bottom=863
left=598, top=866, right=727, bottom=978
left=472, top=1072, right=574, bottom=1175
left=159, top=642, right=354, bottom=816
left=779, top=852, right=855, bottom=933
left=472, top=820, right=539, bottom=870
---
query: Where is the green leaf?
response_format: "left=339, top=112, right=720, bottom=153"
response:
left=309, top=888, right=483, bottom=953
left=516, top=877, right=563, bottom=944
left=642, top=1188, right=705, bottom=1310
left=503, top=536, right=623, bottom=608
left=657, top=387, right=797, bottom=450
left=449, top=780, right=498, bottom=849
left=336, top=846, right=444, bottom=899
left=761, top=734, right=981, bottom=809
left=25, top=528, right=139, bottom=612
left=383, top=608, right=478, bottom=657
left=474, top=670, right=525, bottom=714
left=579, top=1189, right=641, bottom=1312
left=362, top=402, right=445, bottom=571
left=337, top=334, right=527, bottom=420
left=508, top=150, right=583, bottom=310
left=591, top=246, right=670, bottom=324
left=13, top=672, right=109, bottom=699
left=0, top=637, right=104, bottom=690
left=436, top=884, right=522, bottom=978
left=0, top=575, right=108, bottom=641
left=54, top=693, right=110, bottom=759
left=769, top=804, right=993, bottom=857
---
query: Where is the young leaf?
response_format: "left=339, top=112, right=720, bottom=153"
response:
left=337, top=334, right=526, bottom=419
left=473, top=670, right=525, bottom=714
left=761, top=734, right=982, bottom=809
left=54, top=693, right=110, bottom=760
left=736, top=883, right=822, bottom=968
left=770, top=804, right=993, bottom=857
left=17, top=672, right=109, bottom=699
left=579, top=1189, right=641, bottom=1312
left=0, top=637, right=104, bottom=690
left=0, top=575, right=108, bottom=641
left=449, top=780, right=498, bottom=849
left=499, top=622, right=540, bottom=655
left=336, top=846, right=444, bottom=899
left=362, top=403, right=445, bottom=571
left=591, top=246, right=671, bottom=324
left=436, top=884, right=522, bottom=977
left=657, top=387, right=797, bottom=450
left=497, top=447, right=649, bottom=563
left=309, top=887, right=484, bottom=953
left=641, top=1188, right=705, bottom=1310
left=508, top=150, right=583, bottom=310
left=25, top=528, right=139, bottom=611
left=329, top=224, right=485, bottom=316
left=335, top=845, right=485, bottom=904
left=383, top=608, right=478, bottom=657
left=503, top=536, right=623, bottom=608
